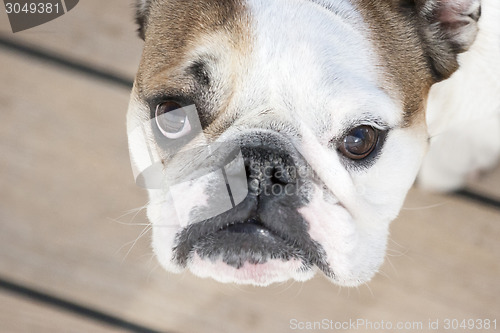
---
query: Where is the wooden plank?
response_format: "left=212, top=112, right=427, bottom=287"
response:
left=0, top=49, right=163, bottom=329
left=2, top=0, right=499, bottom=198
left=0, top=49, right=499, bottom=333
left=0, top=292, right=123, bottom=333
left=0, top=0, right=143, bottom=78
left=123, top=189, right=500, bottom=333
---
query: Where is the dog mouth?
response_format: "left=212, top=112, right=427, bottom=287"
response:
left=168, top=136, right=335, bottom=281
left=191, top=217, right=308, bottom=269
left=172, top=197, right=333, bottom=277
left=223, top=217, right=269, bottom=234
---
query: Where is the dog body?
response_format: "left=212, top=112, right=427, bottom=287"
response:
left=128, top=0, right=500, bottom=286
left=420, top=0, right=500, bottom=191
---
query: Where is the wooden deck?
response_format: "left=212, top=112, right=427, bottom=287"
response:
left=0, top=2, right=499, bottom=332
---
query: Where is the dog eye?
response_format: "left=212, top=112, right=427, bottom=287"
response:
left=339, top=126, right=379, bottom=160
left=155, top=101, right=192, bottom=139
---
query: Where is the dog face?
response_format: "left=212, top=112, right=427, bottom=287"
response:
left=128, top=0, right=480, bottom=286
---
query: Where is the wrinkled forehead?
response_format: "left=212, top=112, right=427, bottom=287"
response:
left=136, top=0, right=430, bottom=126
left=137, top=0, right=374, bottom=98
left=136, top=0, right=250, bottom=93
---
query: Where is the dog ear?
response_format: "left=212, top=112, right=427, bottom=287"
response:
left=135, top=0, right=153, bottom=40
left=414, top=0, right=481, bottom=81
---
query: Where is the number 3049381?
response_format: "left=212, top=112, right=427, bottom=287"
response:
left=5, top=2, right=61, bottom=14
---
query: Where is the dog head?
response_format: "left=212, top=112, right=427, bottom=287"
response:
left=127, top=0, right=480, bottom=286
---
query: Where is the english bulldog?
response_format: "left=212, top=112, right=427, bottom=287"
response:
left=127, top=0, right=500, bottom=286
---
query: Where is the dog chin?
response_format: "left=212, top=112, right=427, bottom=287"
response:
left=188, top=254, right=316, bottom=286
left=153, top=240, right=378, bottom=287
left=149, top=218, right=317, bottom=286
left=148, top=201, right=383, bottom=287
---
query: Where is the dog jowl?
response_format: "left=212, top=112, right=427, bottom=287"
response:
left=127, top=0, right=497, bottom=286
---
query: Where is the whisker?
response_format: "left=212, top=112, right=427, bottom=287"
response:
left=147, top=262, right=161, bottom=282
left=119, top=225, right=153, bottom=262
left=386, top=247, right=408, bottom=257
left=362, top=281, right=374, bottom=298
left=293, top=280, right=305, bottom=299
left=378, top=266, right=393, bottom=282
left=113, top=204, right=148, bottom=220
left=274, top=279, right=297, bottom=296
left=401, top=201, right=448, bottom=210
left=106, top=217, right=151, bottom=226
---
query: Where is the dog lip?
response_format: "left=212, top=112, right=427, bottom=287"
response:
left=191, top=217, right=305, bottom=269
left=197, top=216, right=292, bottom=251
left=219, top=218, right=274, bottom=237
left=172, top=197, right=335, bottom=278
left=174, top=213, right=308, bottom=269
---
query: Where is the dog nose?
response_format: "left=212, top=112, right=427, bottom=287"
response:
left=242, top=146, right=299, bottom=198
left=172, top=139, right=323, bottom=271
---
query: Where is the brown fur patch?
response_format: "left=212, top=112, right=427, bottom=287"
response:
left=135, top=0, right=250, bottom=102
left=354, top=0, right=435, bottom=126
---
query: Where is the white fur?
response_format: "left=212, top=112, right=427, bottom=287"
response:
left=190, top=253, right=314, bottom=286
left=419, top=0, right=500, bottom=191
left=127, top=0, right=498, bottom=287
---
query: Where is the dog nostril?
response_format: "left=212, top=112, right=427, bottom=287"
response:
left=270, top=166, right=290, bottom=186
left=244, top=162, right=251, bottom=177
left=242, top=146, right=298, bottom=194
left=271, top=174, right=286, bottom=186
